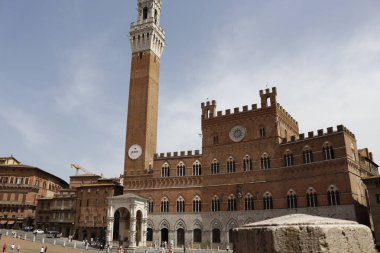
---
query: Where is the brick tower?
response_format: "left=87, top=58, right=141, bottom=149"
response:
left=124, top=0, right=165, bottom=180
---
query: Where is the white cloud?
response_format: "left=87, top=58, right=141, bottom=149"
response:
left=0, top=105, right=48, bottom=147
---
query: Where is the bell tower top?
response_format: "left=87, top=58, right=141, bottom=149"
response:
left=130, top=0, right=165, bottom=58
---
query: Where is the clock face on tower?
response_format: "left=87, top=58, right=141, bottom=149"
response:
left=128, top=144, right=142, bottom=160
left=229, top=125, right=247, bottom=142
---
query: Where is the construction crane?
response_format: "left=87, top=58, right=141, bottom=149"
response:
left=70, top=163, right=98, bottom=176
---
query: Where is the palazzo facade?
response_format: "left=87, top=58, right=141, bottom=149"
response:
left=113, top=0, right=379, bottom=249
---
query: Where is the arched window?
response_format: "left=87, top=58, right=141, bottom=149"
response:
left=323, top=143, right=335, bottom=160
left=154, top=9, right=158, bottom=24
left=306, top=187, right=318, bottom=207
left=227, top=157, right=236, bottom=173
left=161, top=163, right=170, bottom=177
left=228, top=194, right=237, bottom=211
left=261, top=153, right=271, bottom=170
left=263, top=192, right=273, bottom=210
left=193, top=161, right=202, bottom=176
left=284, top=150, right=294, bottom=167
left=245, top=193, right=254, bottom=210
left=351, top=143, right=356, bottom=161
left=287, top=189, right=297, bottom=209
left=177, top=162, right=185, bottom=177
left=327, top=185, right=340, bottom=206
left=212, top=195, right=220, bottom=212
left=303, top=147, right=314, bottom=164
left=243, top=155, right=252, bottom=171
left=211, top=159, right=220, bottom=175
left=176, top=196, right=185, bottom=213
left=143, top=7, right=148, bottom=20
left=148, top=198, right=154, bottom=213
left=161, top=197, right=169, bottom=213
left=259, top=127, right=266, bottom=138
left=193, top=196, right=202, bottom=213
left=213, top=135, right=219, bottom=145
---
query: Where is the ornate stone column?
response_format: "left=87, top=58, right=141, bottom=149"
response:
left=107, top=217, right=114, bottom=245
left=141, top=218, right=147, bottom=246
left=129, top=217, right=137, bottom=248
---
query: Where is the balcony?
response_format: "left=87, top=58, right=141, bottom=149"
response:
left=0, top=183, right=39, bottom=191
left=50, top=205, right=75, bottom=211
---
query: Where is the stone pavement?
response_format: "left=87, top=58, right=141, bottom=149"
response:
left=0, top=231, right=230, bottom=253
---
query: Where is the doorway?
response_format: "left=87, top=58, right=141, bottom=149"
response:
left=177, top=228, right=185, bottom=247
left=161, top=228, right=169, bottom=243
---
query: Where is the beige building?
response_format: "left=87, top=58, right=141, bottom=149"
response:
left=0, top=157, right=68, bottom=229
left=108, top=0, right=379, bottom=249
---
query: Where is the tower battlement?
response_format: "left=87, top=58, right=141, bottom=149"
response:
left=129, top=0, right=165, bottom=58
left=260, top=87, right=277, bottom=108
left=281, top=124, right=355, bottom=144
left=154, top=150, right=202, bottom=159
left=201, top=87, right=297, bottom=126
left=201, top=100, right=217, bottom=119
left=277, top=104, right=298, bottom=126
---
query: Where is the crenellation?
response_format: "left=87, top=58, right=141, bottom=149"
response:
left=217, top=111, right=222, bottom=116
left=234, top=107, right=240, bottom=113
left=225, top=109, right=231, bottom=115
left=154, top=150, right=202, bottom=159
left=243, top=105, right=248, bottom=112
left=281, top=125, right=354, bottom=146
left=252, top=104, right=257, bottom=110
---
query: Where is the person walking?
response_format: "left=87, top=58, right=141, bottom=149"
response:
left=10, top=244, right=14, bottom=253
left=16, top=245, right=20, bottom=253
left=44, top=246, right=47, bottom=253
left=2, top=243, right=7, bottom=253
left=40, top=246, right=44, bottom=253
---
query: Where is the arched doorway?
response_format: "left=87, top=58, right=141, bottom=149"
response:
left=212, top=228, right=220, bottom=243
left=136, top=210, right=142, bottom=246
left=177, top=228, right=185, bottom=247
left=82, top=229, right=88, bottom=241
left=113, top=210, right=120, bottom=240
left=113, top=208, right=131, bottom=246
left=161, top=228, right=169, bottom=243
left=147, top=228, right=153, bottom=242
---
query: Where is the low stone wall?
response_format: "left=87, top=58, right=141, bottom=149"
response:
left=233, top=214, right=375, bottom=253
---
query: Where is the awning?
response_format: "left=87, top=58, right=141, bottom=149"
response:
left=7, top=220, right=15, bottom=225
left=0, top=221, right=7, bottom=225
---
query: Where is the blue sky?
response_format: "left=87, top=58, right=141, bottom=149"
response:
left=1, top=0, right=379, bottom=182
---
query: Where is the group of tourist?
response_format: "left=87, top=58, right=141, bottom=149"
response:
left=2, top=242, right=20, bottom=253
